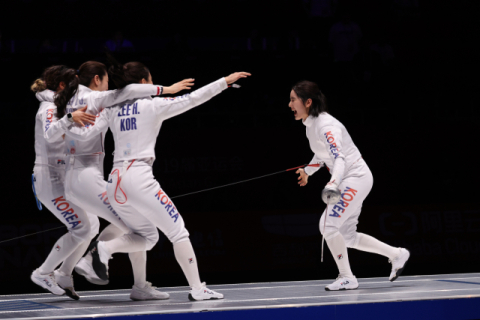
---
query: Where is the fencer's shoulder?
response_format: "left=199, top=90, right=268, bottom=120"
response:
left=316, top=112, right=339, bottom=128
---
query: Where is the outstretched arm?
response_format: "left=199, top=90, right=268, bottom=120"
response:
left=87, top=84, right=164, bottom=114
left=152, top=72, right=250, bottom=120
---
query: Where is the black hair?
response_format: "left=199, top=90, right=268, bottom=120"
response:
left=54, top=61, right=108, bottom=119
left=54, top=68, right=79, bottom=119
left=291, top=80, right=328, bottom=117
left=30, top=65, right=69, bottom=92
left=107, top=52, right=150, bottom=89
left=77, top=61, right=107, bottom=87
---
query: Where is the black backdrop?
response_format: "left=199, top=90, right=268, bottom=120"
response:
left=0, top=0, right=478, bottom=295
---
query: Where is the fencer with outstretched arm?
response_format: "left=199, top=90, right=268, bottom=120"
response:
left=60, top=61, right=250, bottom=301
left=290, top=80, right=410, bottom=291
left=40, top=61, right=193, bottom=300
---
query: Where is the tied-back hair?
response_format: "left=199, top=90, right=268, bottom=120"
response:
left=107, top=52, right=150, bottom=89
left=54, top=68, right=79, bottom=119
left=54, top=61, right=107, bottom=119
left=292, top=80, right=328, bottom=117
left=30, top=65, right=69, bottom=93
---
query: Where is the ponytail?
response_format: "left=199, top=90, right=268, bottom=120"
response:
left=54, top=68, right=79, bottom=119
left=292, top=80, right=329, bottom=117
left=107, top=52, right=150, bottom=89
left=106, top=52, right=128, bottom=88
left=31, top=79, right=46, bottom=92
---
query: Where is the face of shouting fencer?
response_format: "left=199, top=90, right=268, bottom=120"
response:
left=289, top=90, right=311, bottom=121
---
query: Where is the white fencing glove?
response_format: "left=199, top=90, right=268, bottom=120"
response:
left=321, top=182, right=341, bottom=205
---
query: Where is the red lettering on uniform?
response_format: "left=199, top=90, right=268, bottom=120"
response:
left=160, top=195, right=169, bottom=205
left=155, top=190, right=164, bottom=199
left=327, top=137, right=334, bottom=143
left=52, top=196, right=67, bottom=205
left=57, top=202, right=70, bottom=211
left=342, top=193, right=354, bottom=202
left=346, top=187, right=358, bottom=196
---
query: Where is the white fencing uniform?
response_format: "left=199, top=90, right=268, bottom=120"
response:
left=62, top=78, right=228, bottom=289
left=302, top=112, right=370, bottom=247
left=33, top=92, right=99, bottom=274
left=62, top=78, right=228, bottom=247
left=303, top=112, right=402, bottom=286
left=41, top=84, right=164, bottom=276
left=43, top=84, right=164, bottom=235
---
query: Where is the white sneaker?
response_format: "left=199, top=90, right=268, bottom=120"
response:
left=31, top=269, right=65, bottom=296
left=75, top=256, right=109, bottom=285
left=325, top=275, right=359, bottom=291
left=89, top=241, right=110, bottom=281
left=130, top=282, right=170, bottom=301
left=54, top=270, right=79, bottom=300
left=389, top=248, right=410, bottom=282
left=188, top=283, right=224, bottom=301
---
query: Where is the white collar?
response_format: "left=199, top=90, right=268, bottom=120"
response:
left=303, top=115, right=315, bottom=128
left=79, top=84, right=92, bottom=93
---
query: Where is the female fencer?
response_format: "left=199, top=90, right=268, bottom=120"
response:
left=290, top=80, right=410, bottom=290
left=31, top=66, right=100, bottom=299
left=56, top=60, right=250, bottom=300
left=42, top=61, right=192, bottom=300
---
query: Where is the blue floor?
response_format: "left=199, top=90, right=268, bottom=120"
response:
left=94, top=297, right=480, bottom=320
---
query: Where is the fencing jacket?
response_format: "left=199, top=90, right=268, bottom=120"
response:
left=58, top=78, right=228, bottom=162
left=34, top=90, right=66, bottom=167
left=303, top=112, right=362, bottom=187
left=43, top=84, right=163, bottom=156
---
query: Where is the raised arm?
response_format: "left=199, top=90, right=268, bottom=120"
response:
left=87, top=84, right=163, bottom=114
left=152, top=72, right=250, bottom=120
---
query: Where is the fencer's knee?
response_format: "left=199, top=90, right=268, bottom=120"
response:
left=323, top=230, right=340, bottom=241
left=88, top=216, right=100, bottom=239
left=145, top=230, right=159, bottom=251
left=168, top=227, right=190, bottom=245
left=69, top=221, right=92, bottom=243
left=344, top=232, right=359, bottom=248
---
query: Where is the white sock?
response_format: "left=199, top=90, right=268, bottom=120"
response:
left=173, top=240, right=202, bottom=290
left=354, top=233, right=401, bottom=260
left=97, top=224, right=126, bottom=241
left=102, top=233, right=147, bottom=254
left=129, top=251, right=147, bottom=288
left=58, top=240, right=90, bottom=276
left=39, top=233, right=83, bottom=274
left=326, top=233, right=354, bottom=278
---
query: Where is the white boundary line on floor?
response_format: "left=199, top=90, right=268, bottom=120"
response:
left=2, top=272, right=478, bottom=298
left=2, top=286, right=480, bottom=318
left=2, top=275, right=480, bottom=303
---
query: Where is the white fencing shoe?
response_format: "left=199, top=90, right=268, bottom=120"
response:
left=188, top=283, right=224, bottom=301
left=31, top=269, right=65, bottom=296
left=75, top=257, right=109, bottom=285
left=130, top=282, right=170, bottom=301
left=325, top=275, right=359, bottom=291
left=54, top=270, right=79, bottom=300
left=389, top=248, right=410, bottom=282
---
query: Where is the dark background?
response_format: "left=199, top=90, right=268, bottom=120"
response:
left=0, top=0, right=479, bottom=295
